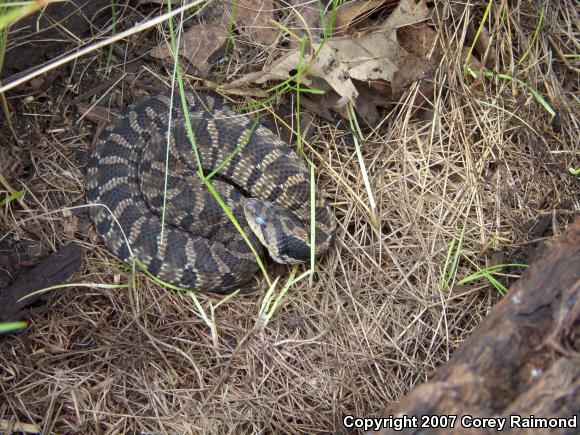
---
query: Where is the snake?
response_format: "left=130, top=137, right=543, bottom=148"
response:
left=86, top=91, right=336, bottom=293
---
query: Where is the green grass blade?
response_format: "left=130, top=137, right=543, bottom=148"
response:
left=518, top=7, right=544, bottom=65
left=464, top=0, right=492, bottom=70
left=205, top=117, right=260, bottom=180
left=257, top=266, right=311, bottom=328
left=0, top=189, right=23, bottom=206
left=476, top=99, right=539, bottom=135
left=441, top=220, right=468, bottom=289
left=0, top=320, right=28, bottom=334
left=17, top=282, right=128, bottom=303
left=466, top=68, right=556, bottom=121
left=0, top=0, right=41, bottom=31
left=486, top=274, right=508, bottom=295
left=222, top=0, right=237, bottom=60
left=441, top=238, right=457, bottom=288
left=458, top=258, right=527, bottom=295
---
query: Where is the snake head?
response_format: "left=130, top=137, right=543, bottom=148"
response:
left=244, top=198, right=311, bottom=264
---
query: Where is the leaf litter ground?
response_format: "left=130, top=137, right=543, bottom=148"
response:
left=0, top=0, right=578, bottom=433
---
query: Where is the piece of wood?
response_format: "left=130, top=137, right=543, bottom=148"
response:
left=0, top=243, right=82, bottom=320
left=372, top=219, right=579, bottom=434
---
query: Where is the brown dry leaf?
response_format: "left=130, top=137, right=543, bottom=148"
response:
left=220, top=86, right=269, bottom=98
left=398, top=21, right=440, bottom=58
left=391, top=53, right=440, bottom=96
left=461, top=47, right=483, bottom=71
left=287, top=0, right=322, bottom=48
left=378, top=0, right=429, bottom=31
left=256, top=44, right=356, bottom=98
left=0, top=244, right=82, bottom=321
left=220, top=0, right=435, bottom=122
left=327, top=0, right=430, bottom=83
left=354, top=81, right=393, bottom=123
left=299, top=94, right=334, bottom=121
left=232, top=0, right=278, bottom=45
left=334, top=0, right=391, bottom=34
left=466, top=18, right=497, bottom=67
left=327, top=34, right=400, bottom=83
left=217, top=71, right=269, bottom=97
left=75, top=103, right=114, bottom=124
left=221, top=43, right=359, bottom=104
left=150, top=23, right=229, bottom=77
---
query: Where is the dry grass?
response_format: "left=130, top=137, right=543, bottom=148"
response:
left=1, top=0, right=578, bottom=433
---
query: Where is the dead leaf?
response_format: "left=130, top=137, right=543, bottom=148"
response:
left=260, top=44, right=358, bottom=102
left=335, top=0, right=428, bottom=76
left=466, top=18, right=497, bottom=67
left=377, top=0, right=429, bottom=32
left=327, top=34, right=400, bottom=83
left=398, top=21, right=440, bottom=58
left=218, top=84, right=269, bottom=98
left=323, top=0, right=429, bottom=84
left=392, top=53, right=440, bottom=96
left=222, top=43, right=358, bottom=103
left=219, top=0, right=437, bottom=122
left=367, top=79, right=392, bottom=98
left=461, top=47, right=483, bottom=72
left=76, top=103, right=114, bottom=124
left=287, top=0, right=322, bottom=47
left=299, top=94, right=334, bottom=121
left=0, top=243, right=82, bottom=321
left=230, top=0, right=278, bottom=45
left=151, top=23, right=229, bottom=77
left=335, top=0, right=394, bottom=34
left=218, top=71, right=270, bottom=97
left=354, top=81, right=392, bottom=124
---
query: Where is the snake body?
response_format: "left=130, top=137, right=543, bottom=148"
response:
left=86, top=91, right=336, bottom=293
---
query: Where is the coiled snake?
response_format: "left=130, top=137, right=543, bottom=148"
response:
left=86, top=91, right=336, bottom=293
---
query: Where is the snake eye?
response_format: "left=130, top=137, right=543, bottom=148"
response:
left=255, top=216, right=265, bottom=226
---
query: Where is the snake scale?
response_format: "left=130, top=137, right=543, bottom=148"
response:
left=86, top=91, right=336, bottom=293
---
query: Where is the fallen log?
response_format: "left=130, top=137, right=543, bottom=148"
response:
left=372, top=219, right=579, bottom=434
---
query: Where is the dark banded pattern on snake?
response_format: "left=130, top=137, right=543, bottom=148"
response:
left=86, top=91, right=335, bottom=293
